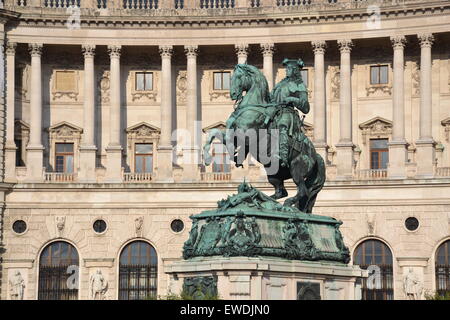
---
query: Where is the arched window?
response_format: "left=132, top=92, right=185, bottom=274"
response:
left=38, top=241, right=79, bottom=300
left=436, top=240, right=450, bottom=296
left=119, top=241, right=158, bottom=300
left=353, top=239, right=394, bottom=300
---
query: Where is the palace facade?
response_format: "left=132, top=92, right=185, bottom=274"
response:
left=0, top=0, right=450, bottom=300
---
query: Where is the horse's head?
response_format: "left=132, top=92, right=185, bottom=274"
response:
left=230, top=64, right=270, bottom=105
left=230, top=64, right=249, bottom=102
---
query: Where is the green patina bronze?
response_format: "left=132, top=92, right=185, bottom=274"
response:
left=203, top=59, right=325, bottom=213
left=190, top=59, right=350, bottom=264
left=183, top=182, right=350, bottom=264
left=182, top=276, right=218, bottom=300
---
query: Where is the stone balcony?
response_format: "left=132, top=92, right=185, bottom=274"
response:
left=4, top=0, right=444, bottom=18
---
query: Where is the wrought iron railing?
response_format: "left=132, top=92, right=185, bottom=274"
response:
left=119, top=265, right=158, bottom=300
left=359, top=264, right=394, bottom=300
left=436, top=265, right=450, bottom=296
left=38, top=265, right=78, bottom=300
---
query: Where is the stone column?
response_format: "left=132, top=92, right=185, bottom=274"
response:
left=79, top=45, right=97, bottom=182
left=25, top=43, right=45, bottom=182
left=235, top=44, right=249, bottom=64
left=183, top=45, right=201, bottom=181
left=336, top=39, right=354, bottom=179
left=260, top=43, right=274, bottom=90
left=5, top=42, right=17, bottom=182
left=105, top=45, right=122, bottom=183
left=388, top=36, right=408, bottom=179
left=157, top=45, right=174, bottom=181
left=416, top=33, right=435, bottom=178
left=312, top=40, right=328, bottom=162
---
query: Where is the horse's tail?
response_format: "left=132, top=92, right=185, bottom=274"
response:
left=203, top=128, right=225, bottom=166
left=304, top=153, right=326, bottom=213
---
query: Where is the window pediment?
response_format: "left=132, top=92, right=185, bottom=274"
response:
left=359, top=117, right=393, bottom=144
left=126, top=122, right=161, bottom=138
left=47, top=121, right=83, bottom=140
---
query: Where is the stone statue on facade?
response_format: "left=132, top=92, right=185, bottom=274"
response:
left=90, top=269, right=108, bottom=300
left=203, top=60, right=325, bottom=213
left=9, top=271, right=25, bottom=300
left=135, top=216, right=144, bottom=237
left=403, top=268, right=423, bottom=300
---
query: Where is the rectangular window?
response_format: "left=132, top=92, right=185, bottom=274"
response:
left=213, top=71, right=231, bottom=90
left=15, top=139, right=24, bottom=166
left=212, top=144, right=231, bottom=173
left=301, top=69, right=308, bottom=88
left=55, top=143, right=74, bottom=173
left=370, top=139, right=389, bottom=169
left=135, top=72, right=153, bottom=91
left=370, top=65, right=389, bottom=85
left=135, top=143, right=153, bottom=173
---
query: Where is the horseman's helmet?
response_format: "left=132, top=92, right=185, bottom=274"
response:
left=282, top=58, right=305, bottom=69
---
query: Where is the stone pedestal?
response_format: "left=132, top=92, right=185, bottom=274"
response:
left=166, top=257, right=366, bottom=300
left=4, top=143, right=17, bottom=182
left=335, top=142, right=354, bottom=179
left=415, top=139, right=436, bottom=178
left=104, top=145, right=122, bottom=183
left=79, top=146, right=97, bottom=183
left=156, top=146, right=174, bottom=182
left=25, top=145, right=44, bottom=182
left=388, top=141, right=408, bottom=179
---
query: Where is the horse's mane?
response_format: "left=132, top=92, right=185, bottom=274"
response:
left=237, top=64, right=271, bottom=103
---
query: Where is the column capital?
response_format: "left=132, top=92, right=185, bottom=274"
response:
left=311, top=40, right=327, bottom=55
left=390, top=35, right=407, bottom=50
left=82, top=44, right=96, bottom=58
left=184, top=45, right=198, bottom=58
left=107, top=45, right=121, bottom=59
left=418, top=33, right=434, bottom=48
left=159, top=45, right=174, bottom=58
left=6, top=42, right=17, bottom=56
left=235, top=43, right=249, bottom=59
left=260, top=43, right=274, bottom=57
left=28, top=43, right=43, bottom=57
left=337, top=39, right=353, bottom=54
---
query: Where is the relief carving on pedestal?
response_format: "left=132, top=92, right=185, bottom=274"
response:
left=90, top=269, right=108, bottom=300
left=9, top=271, right=25, bottom=300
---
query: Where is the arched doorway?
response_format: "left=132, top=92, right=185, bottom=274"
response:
left=118, top=240, right=158, bottom=300
left=436, top=239, right=450, bottom=296
left=353, top=239, right=394, bottom=300
left=38, top=241, right=79, bottom=300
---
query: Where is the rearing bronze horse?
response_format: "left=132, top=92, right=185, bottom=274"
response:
left=204, top=64, right=326, bottom=213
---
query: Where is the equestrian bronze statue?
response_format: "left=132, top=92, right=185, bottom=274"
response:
left=204, top=59, right=326, bottom=214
